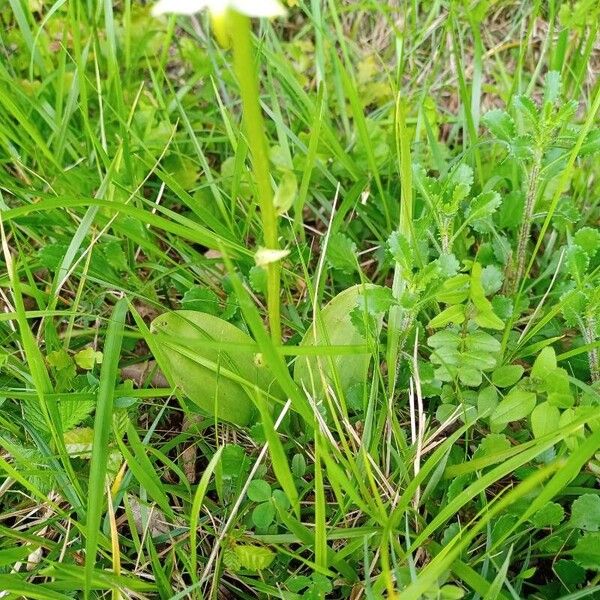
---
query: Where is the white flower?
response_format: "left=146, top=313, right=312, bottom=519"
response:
left=151, top=0, right=286, bottom=18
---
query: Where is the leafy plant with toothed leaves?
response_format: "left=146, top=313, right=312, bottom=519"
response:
left=2, top=2, right=600, bottom=599
left=413, top=161, right=502, bottom=254
left=481, top=70, right=600, bottom=293
left=559, top=227, right=600, bottom=383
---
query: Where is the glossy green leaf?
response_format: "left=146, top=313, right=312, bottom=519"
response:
left=531, top=346, right=557, bottom=380
left=530, top=402, right=560, bottom=439
left=150, top=311, right=285, bottom=426
left=435, top=274, right=470, bottom=304
left=247, top=480, right=272, bottom=503
left=492, top=365, right=524, bottom=388
left=490, top=389, right=536, bottom=433
left=294, top=284, right=382, bottom=401
left=252, top=501, right=276, bottom=529
left=428, top=304, right=466, bottom=328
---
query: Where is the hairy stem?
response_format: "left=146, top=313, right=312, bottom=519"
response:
left=230, top=12, right=281, bottom=342
left=505, top=148, right=542, bottom=295
left=582, top=315, right=600, bottom=383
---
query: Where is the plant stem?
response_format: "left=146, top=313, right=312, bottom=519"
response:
left=230, top=11, right=281, bottom=342
left=583, top=315, right=600, bottom=384
left=505, top=148, right=542, bottom=295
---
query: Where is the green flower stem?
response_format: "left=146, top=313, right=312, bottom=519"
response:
left=230, top=11, right=281, bottom=342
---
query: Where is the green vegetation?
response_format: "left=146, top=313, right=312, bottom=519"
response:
left=1, top=1, right=600, bottom=598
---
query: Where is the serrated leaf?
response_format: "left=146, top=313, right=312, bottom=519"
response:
left=248, top=266, right=267, bottom=294
left=482, top=109, right=516, bottom=142
left=492, top=296, right=513, bottom=320
left=554, top=559, right=586, bottom=588
left=356, top=286, right=395, bottom=315
left=182, top=287, right=220, bottom=315
left=467, top=191, right=502, bottom=222
left=530, top=502, right=564, bottom=527
left=579, top=129, right=600, bottom=157
left=459, top=368, right=482, bottom=387
left=513, top=95, right=539, bottom=129
left=572, top=533, right=600, bottom=570
left=510, top=135, right=534, bottom=159
left=462, top=351, right=497, bottom=371
left=437, top=253, right=460, bottom=277
left=163, top=154, right=198, bottom=190
left=427, top=329, right=461, bottom=349
left=573, top=227, right=600, bottom=258
left=102, top=241, right=129, bottom=272
left=388, top=230, right=414, bottom=271
left=570, top=494, right=600, bottom=531
left=449, top=164, right=474, bottom=203
left=64, top=427, right=94, bottom=458
left=497, top=191, right=524, bottom=229
left=470, top=263, right=505, bottom=330
left=543, top=71, right=561, bottom=107
left=59, top=397, right=95, bottom=431
left=475, top=432, right=510, bottom=458
left=440, top=584, right=465, bottom=599
left=74, top=347, right=103, bottom=370
left=546, top=368, right=573, bottom=408
left=481, top=265, right=503, bottom=296
left=223, top=548, right=241, bottom=571
left=233, top=544, right=275, bottom=571
left=561, top=289, right=586, bottom=328
left=47, top=349, right=73, bottom=371
left=220, top=444, right=250, bottom=481
left=327, top=233, right=357, bottom=274
left=566, top=244, right=590, bottom=282
left=38, top=243, right=68, bottom=270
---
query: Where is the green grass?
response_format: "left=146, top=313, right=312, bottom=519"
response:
left=1, top=1, right=600, bottom=599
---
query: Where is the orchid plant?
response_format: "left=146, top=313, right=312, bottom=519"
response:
left=152, top=0, right=286, bottom=342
